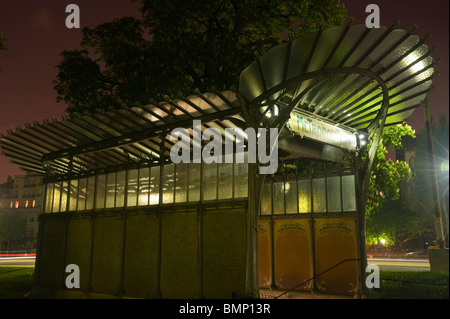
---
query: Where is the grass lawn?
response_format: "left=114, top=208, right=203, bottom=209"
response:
left=0, top=266, right=447, bottom=299
left=0, top=267, right=34, bottom=299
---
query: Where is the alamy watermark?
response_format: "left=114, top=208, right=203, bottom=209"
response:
left=65, top=4, right=80, bottom=29
left=65, top=3, right=381, bottom=30
left=365, top=264, right=380, bottom=289
left=169, top=120, right=279, bottom=174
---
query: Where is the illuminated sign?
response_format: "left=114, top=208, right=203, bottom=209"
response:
left=288, top=111, right=358, bottom=150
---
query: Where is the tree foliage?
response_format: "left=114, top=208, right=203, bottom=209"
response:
left=54, top=0, right=347, bottom=114
left=365, top=123, right=417, bottom=245
left=0, top=212, right=26, bottom=251
left=366, top=116, right=449, bottom=247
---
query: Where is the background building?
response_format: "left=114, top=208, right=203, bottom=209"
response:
left=0, top=174, right=43, bottom=251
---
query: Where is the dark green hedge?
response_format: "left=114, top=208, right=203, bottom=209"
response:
left=369, top=271, right=449, bottom=299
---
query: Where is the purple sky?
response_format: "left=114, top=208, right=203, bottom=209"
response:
left=0, top=0, right=448, bottom=183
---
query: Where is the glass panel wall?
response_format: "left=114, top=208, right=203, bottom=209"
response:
left=70, top=179, right=78, bottom=211
left=44, top=153, right=250, bottom=213
left=259, top=174, right=356, bottom=215
left=326, top=176, right=341, bottom=212
left=105, top=173, right=116, bottom=208
left=95, top=174, right=106, bottom=209
left=162, top=163, right=174, bottom=204
left=203, top=162, right=217, bottom=201
left=188, top=163, right=200, bottom=202
left=138, top=167, right=150, bottom=206
left=285, top=180, right=298, bottom=214
left=342, top=175, right=356, bottom=211
left=116, top=171, right=126, bottom=207
left=149, top=166, right=160, bottom=205
left=297, top=179, right=311, bottom=213
left=272, top=182, right=284, bottom=215
left=260, top=183, right=272, bottom=215
left=77, top=178, right=86, bottom=211
left=313, top=178, right=326, bottom=213
left=86, top=176, right=95, bottom=210
left=175, top=163, right=188, bottom=203
left=127, top=169, right=138, bottom=207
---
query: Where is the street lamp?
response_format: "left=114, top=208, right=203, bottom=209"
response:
left=423, top=99, right=446, bottom=248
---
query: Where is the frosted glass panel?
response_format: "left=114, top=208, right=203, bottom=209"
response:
left=260, top=183, right=272, bottom=215
left=285, top=180, right=298, bottom=214
left=273, top=182, right=284, bottom=215
left=234, top=152, right=248, bottom=198
left=127, top=169, right=138, bottom=207
left=60, top=181, right=68, bottom=212
left=75, top=178, right=87, bottom=210
left=95, top=175, right=106, bottom=209
left=105, top=173, right=116, bottom=208
left=138, top=167, right=149, bottom=206
left=188, top=163, right=200, bottom=202
left=218, top=163, right=233, bottom=199
left=313, top=178, right=326, bottom=212
left=327, top=176, right=341, bottom=212
left=202, top=162, right=217, bottom=201
left=45, top=183, right=53, bottom=213
left=86, top=176, right=95, bottom=210
left=149, top=166, right=160, bottom=205
left=298, top=179, right=311, bottom=213
left=163, top=164, right=174, bottom=204
left=342, top=175, right=356, bottom=211
left=70, top=179, right=78, bottom=211
left=116, top=171, right=125, bottom=207
left=175, top=163, right=188, bottom=203
left=52, top=182, right=61, bottom=213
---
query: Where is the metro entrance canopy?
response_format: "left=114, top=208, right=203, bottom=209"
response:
left=0, top=23, right=435, bottom=298
left=1, top=24, right=434, bottom=179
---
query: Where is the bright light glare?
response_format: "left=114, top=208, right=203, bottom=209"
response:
left=380, top=238, right=386, bottom=245
left=404, top=52, right=424, bottom=73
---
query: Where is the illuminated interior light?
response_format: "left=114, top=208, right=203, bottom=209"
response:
left=404, top=52, right=425, bottom=73
left=274, top=104, right=279, bottom=116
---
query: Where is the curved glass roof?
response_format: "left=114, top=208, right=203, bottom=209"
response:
left=239, top=24, right=434, bottom=132
left=1, top=24, right=435, bottom=178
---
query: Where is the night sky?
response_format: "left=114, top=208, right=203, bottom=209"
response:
left=0, top=0, right=448, bottom=182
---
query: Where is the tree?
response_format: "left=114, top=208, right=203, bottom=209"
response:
left=54, top=0, right=348, bottom=114
left=409, top=114, right=449, bottom=244
left=367, top=115, right=449, bottom=248
left=0, top=212, right=26, bottom=252
left=364, top=123, right=417, bottom=246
